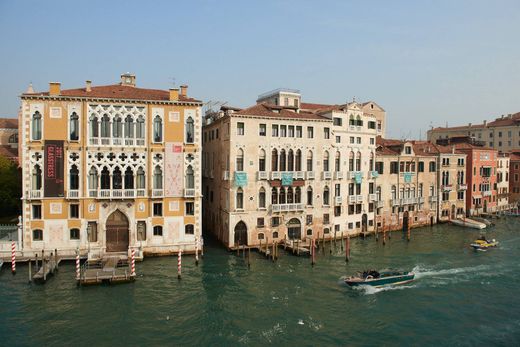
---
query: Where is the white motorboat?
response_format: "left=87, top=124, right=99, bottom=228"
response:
left=451, top=218, right=486, bottom=230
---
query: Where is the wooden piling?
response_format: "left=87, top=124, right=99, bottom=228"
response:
left=177, top=249, right=182, bottom=280
left=28, top=259, right=32, bottom=282
left=329, top=234, right=333, bottom=254
left=345, top=235, right=350, bottom=262
left=272, top=242, right=275, bottom=262
left=407, top=221, right=411, bottom=242
left=311, top=239, right=316, bottom=266
left=340, top=231, right=344, bottom=250
left=42, top=250, right=46, bottom=282
left=322, top=232, right=325, bottom=254
left=54, top=248, right=58, bottom=270
left=247, top=246, right=251, bottom=269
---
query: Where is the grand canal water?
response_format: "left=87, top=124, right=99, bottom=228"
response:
left=1, top=219, right=520, bottom=346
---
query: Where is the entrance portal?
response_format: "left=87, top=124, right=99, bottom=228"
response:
left=234, top=221, right=248, bottom=246
left=106, top=210, right=129, bottom=252
left=402, top=211, right=409, bottom=232
left=287, top=218, right=301, bottom=240
left=361, top=213, right=368, bottom=233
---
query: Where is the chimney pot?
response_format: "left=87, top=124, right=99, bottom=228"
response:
left=180, top=85, right=188, bottom=97
left=49, top=82, right=61, bottom=96
left=86, top=80, right=92, bottom=92
left=169, top=88, right=179, bottom=101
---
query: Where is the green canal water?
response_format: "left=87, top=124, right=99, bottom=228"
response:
left=1, top=219, right=520, bottom=346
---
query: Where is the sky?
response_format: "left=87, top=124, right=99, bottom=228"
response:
left=0, top=0, right=519, bottom=139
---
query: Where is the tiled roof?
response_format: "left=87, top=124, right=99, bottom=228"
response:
left=0, top=118, right=18, bottom=129
left=234, top=103, right=328, bottom=120
left=376, top=137, right=466, bottom=156
left=508, top=153, right=520, bottom=161
left=300, top=102, right=335, bottom=110
left=22, top=84, right=201, bottom=103
left=0, top=145, right=18, bottom=159
left=431, top=112, right=520, bottom=131
left=451, top=142, right=495, bottom=151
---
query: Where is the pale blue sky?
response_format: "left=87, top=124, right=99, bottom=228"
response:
left=1, top=0, right=519, bottom=138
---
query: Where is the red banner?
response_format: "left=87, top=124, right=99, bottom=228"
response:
left=44, top=140, right=64, bottom=197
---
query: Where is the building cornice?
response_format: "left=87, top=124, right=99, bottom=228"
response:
left=20, top=95, right=202, bottom=107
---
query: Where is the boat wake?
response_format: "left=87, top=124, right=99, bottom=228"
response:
left=412, top=264, right=492, bottom=279
left=353, top=284, right=417, bottom=295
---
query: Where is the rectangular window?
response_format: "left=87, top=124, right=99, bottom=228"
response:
left=259, top=124, right=266, bottom=136
left=257, top=218, right=265, bottom=227
left=185, top=202, right=194, bottom=216
left=271, top=217, right=280, bottom=227
left=333, top=118, right=342, bottom=126
left=324, top=127, right=330, bottom=139
left=288, top=125, right=294, bottom=137
left=32, top=205, right=42, bottom=219
left=88, top=221, right=98, bottom=242
left=280, top=125, right=287, bottom=137
left=323, top=213, right=330, bottom=224
left=33, top=229, right=43, bottom=241
left=335, top=224, right=340, bottom=232
left=153, top=202, right=163, bottom=216
left=405, top=146, right=412, bottom=154
left=237, top=122, right=245, bottom=136
left=137, top=221, right=146, bottom=241
left=272, top=124, right=279, bottom=137
left=348, top=204, right=354, bottom=215
left=336, top=136, right=341, bottom=143
left=334, top=206, right=341, bottom=217
left=70, top=204, right=79, bottom=218
left=390, top=162, right=399, bottom=174
left=307, top=126, right=314, bottom=138
left=356, top=137, right=361, bottom=144
left=296, top=126, right=302, bottom=138
left=153, top=225, right=163, bottom=236
left=70, top=228, right=80, bottom=240
left=306, top=215, right=313, bottom=225
left=350, top=136, right=354, bottom=144
left=370, top=138, right=375, bottom=145
left=429, top=162, right=436, bottom=172
left=368, top=121, right=376, bottom=129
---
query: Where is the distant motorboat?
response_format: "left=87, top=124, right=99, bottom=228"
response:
left=470, top=237, right=499, bottom=250
left=344, top=269, right=415, bottom=287
left=471, top=217, right=494, bottom=227
left=451, top=218, right=486, bottom=230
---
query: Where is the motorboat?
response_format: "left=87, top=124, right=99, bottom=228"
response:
left=470, top=237, right=499, bottom=250
left=451, top=218, right=486, bottom=230
left=344, top=269, right=415, bottom=287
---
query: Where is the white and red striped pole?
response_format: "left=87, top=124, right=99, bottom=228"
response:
left=75, top=249, right=80, bottom=281
left=131, top=248, right=136, bottom=276
left=177, top=249, right=182, bottom=279
left=11, top=241, right=16, bottom=274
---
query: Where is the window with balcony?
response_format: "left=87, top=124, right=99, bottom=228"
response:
left=280, top=149, right=286, bottom=171
left=295, top=150, right=302, bottom=171
left=271, top=187, right=278, bottom=205
left=271, top=149, right=278, bottom=171
left=136, top=116, right=145, bottom=142
left=307, top=151, right=313, bottom=171
left=369, top=152, right=374, bottom=171
left=101, top=114, right=110, bottom=139
left=323, top=151, right=330, bottom=172
left=356, top=152, right=361, bottom=171
left=349, top=151, right=354, bottom=171
left=356, top=116, right=363, bottom=126
left=186, top=117, right=195, bottom=143
left=69, top=112, right=79, bottom=141
left=391, top=185, right=397, bottom=200
left=335, top=152, right=341, bottom=171
left=153, top=166, right=163, bottom=189
left=307, top=186, right=313, bottom=205
left=259, top=149, right=266, bottom=171
left=186, top=165, right=194, bottom=189
left=288, top=149, right=294, bottom=171
left=124, top=115, right=134, bottom=142
left=124, top=167, right=134, bottom=189
left=113, top=116, right=123, bottom=143
left=31, top=111, right=42, bottom=140
left=90, top=115, right=99, bottom=140
left=137, top=167, right=145, bottom=191
left=69, top=165, right=79, bottom=191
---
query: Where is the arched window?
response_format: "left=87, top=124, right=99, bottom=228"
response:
left=295, top=187, right=301, bottom=204
left=356, top=152, right=361, bottom=171
left=295, top=150, right=302, bottom=171
left=236, top=148, right=244, bottom=171
left=100, top=167, right=110, bottom=189
left=69, top=112, right=79, bottom=141
left=307, top=150, right=313, bottom=171
left=32, top=111, right=42, bottom=140
left=8, top=133, right=17, bottom=144
left=323, top=186, right=330, bottom=205
left=288, top=149, right=294, bottom=171
left=369, top=152, right=374, bottom=171
left=101, top=114, right=110, bottom=138
left=349, top=115, right=355, bottom=126
left=124, top=115, right=134, bottom=139
left=259, top=149, right=266, bottom=171
left=259, top=187, right=266, bottom=208
left=113, top=167, right=122, bottom=189
left=307, top=186, right=313, bottom=205
left=376, top=186, right=382, bottom=201
left=335, top=151, right=341, bottom=172
left=88, top=167, right=98, bottom=190
left=356, top=115, right=363, bottom=126
left=186, top=165, right=194, bottom=189
left=113, top=116, right=122, bottom=139
left=90, top=115, right=99, bottom=138
left=154, top=166, right=163, bottom=189
left=287, top=187, right=294, bottom=203
left=136, top=116, right=145, bottom=139
left=69, top=165, right=79, bottom=190
left=136, top=167, right=145, bottom=190
left=271, top=149, right=278, bottom=171
left=280, top=149, right=286, bottom=171
left=236, top=188, right=244, bottom=209
left=124, top=167, right=134, bottom=189
left=153, top=115, right=162, bottom=142
left=185, top=224, right=194, bottom=235
left=32, top=165, right=42, bottom=190
left=279, top=187, right=286, bottom=204
left=273, top=231, right=279, bottom=239
left=271, top=187, right=278, bottom=205
left=186, top=117, right=194, bottom=143
left=349, top=151, right=354, bottom=171
left=323, top=151, right=330, bottom=172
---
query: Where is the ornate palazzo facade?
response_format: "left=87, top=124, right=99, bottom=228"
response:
left=19, top=74, right=202, bottom=258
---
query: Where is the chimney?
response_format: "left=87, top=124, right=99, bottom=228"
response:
left=483, top=120, right=487, bottom=126
left=169, top=88, right=179, bottom=101
left=120, top=73, right=136, bottom=87
left=180, top=85, right=188, bottom=97
left=452, top=145, right=455, bottom=154
left=468, top=123, right=472, bottom=127
left=86, top=80, right=92, bottom=92
left=49, top=82, right=61, bottom=96
left=26, top=83, right=34, bottom=94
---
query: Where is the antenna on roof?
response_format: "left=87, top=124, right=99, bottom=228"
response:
left=169, top=77, right=176, bottom=88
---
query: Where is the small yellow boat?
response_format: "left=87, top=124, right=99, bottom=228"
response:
left=470, top=237, right=499, bottom=250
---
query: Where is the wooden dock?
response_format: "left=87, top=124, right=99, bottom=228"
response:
left=32, top=258, right=58, bottom=283
left=281, top=239, right=311, bottom=256
left=79, top=256, right=135, bottom=285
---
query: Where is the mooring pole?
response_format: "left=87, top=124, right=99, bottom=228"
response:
left=195, top=238, right=199, bottom=266
left=28, top=258, right=32, bottom=282
left=345, top=235, right=350, bottom=262
left=177, top=249, right=182, bottom=280
left=11, top=241, right=16, bottom=275
left=311, top=239, right=316, bottom=266
left=42, top=250, right=46, bottom=282
left=54, top=248, right=58, bottom=270
left=247, top=246, right=251, bottom=269
left=75, top=248, right=80, bottom=283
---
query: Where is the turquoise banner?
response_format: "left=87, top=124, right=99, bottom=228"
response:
left=371, top=170, right=379, bottom=178
left=404, top=172, right=412, bottom=183
left=234, top=172, right=248, bottom=187
left=281, top=172, right=293, bottom=186
left=354, top=172, right=363, bottom=184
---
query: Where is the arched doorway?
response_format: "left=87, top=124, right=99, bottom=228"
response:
left=483, top=200, right=488, bottom=213
left=106, top=210, right=129, bottom=252
left=287, top=218, right=301, bottom=240
left=402, top=211, right=409, bottom=232
left=234, top=221, right=247, bottom=246
left=451, top=204, right=456, bottom=219
left=361, top=213, right=368, bottom=233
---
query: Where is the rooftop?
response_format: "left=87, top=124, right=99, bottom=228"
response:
left=0, top=118, right=18, bottom=129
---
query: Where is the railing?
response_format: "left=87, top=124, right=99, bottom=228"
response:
left=29, top=190, right=42, bottom=199
left=335, top=196, right=342, bottom=205
left=124, top=190, right=135, bottom=198
left=356, top=195, right=363, bottom=203
left=184, top=188, right=195, bottom=197
left=418, top=197, right=425, bottom=203
left=271, top=203, right=304, bottom=212
left=136, top=139, right=145, bottom=146
left=137, top=189, right=146, bottom=197
left=334, top=171, right=343, bottom=179
left=369, top=194, right=377, bottom=202
left=271, top=172, right=281, bottom=180
left=376, top=200, right=384, bottom=208
left=306, top=171, right=315, bottom=180
left=89, top=138, right=99, bottom=145
left=442, top=185, right=453, bottom=192
left=391, top=199, right=401, bottom=206
left=257, top=171, right=268, bottom=180
left=429, top=196, right=438, bottom=203
left=68, top=190, right=80, bottom=198
left=295, top=171, right=305, bottom=179
left=112, top=138, right=123, bottom=146
left=223, top=171, right=230, bottom=180
left=482, top=191, right=492, bottom=197
left=101, top=138, right=110, bottom=145
left=152, top=189, right=163, bottom=197
left=322, top=171, right=332, bottom=180
left=348, top=195, right=356, bottom=204
left=125, top=139, right=134, bottom=146
left=458, top=184, right=467, bottom=190
left=89, top=137, right=145, bottom=146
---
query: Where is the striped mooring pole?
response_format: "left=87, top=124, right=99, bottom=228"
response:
left=131, top=248, right=136, bottom=276
left=177, top=249, right=182, bottom=280
left=75, top=249, right=80, bottom=281
left=11, top=241, right=16, bottom=274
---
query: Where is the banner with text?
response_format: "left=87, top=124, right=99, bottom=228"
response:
left=44, top=140, right=64, bottom=197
